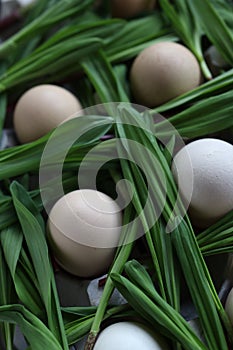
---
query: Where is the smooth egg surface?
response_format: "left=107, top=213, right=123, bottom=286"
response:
left=13, top=84, right=82, bottom=143
left=225, top=287, right=233, bottom=325
left=47, top=189, right=122, bottom=277
left=172, top=138, right=233, bottom=228
left=93, top=321, right=169, bottom=350
left=130, top=41, right=202, bottom=107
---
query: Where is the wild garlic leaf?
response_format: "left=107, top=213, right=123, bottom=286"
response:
left=172, top=219, right=232, bottom=349
left=0, top=305, right=63, bottom=350
left=159, top=0, right=212, bottom=79
left=111, top=271, right=207, bottom=350
left=189, top=0, right=233, bottom=66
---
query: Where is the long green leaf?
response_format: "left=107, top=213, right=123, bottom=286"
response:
left=171, top=219, right=231, bottom=349
left=0, top=94, right=6, bottom=139
left=0, top=0, right=94, bottom=58
left=158, top=0, right=211, bottom=79
left=0, top=225, right=23, bottom=277
left=197, top=210, right=233, bottom=255
left=81, top=50, right=129, bottom=103
left=85, top=205, right=137, bottom=348
left=111, top=272, right=207, bottom=350
left=154, top=68, right=233, bottom=113
left=189, top=0, right=233, bottom=65
left=0, top=247, right=16, bottom=350
left=156, top=90, right=233, bottom=138
left=9, top=182, right=69, bottom=349
left=0, top=115, right=113, bottom=181
left=10, top=182, right=51, bottom=310
left=106, top=12, right=175, bottom=62
left=1, top=226, right=44, bottom=317
left=0, top=305, right=63, bottom=350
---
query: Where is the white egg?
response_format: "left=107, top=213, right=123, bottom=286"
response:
left=172, top=138, right=233, bottom=228
left=47, top=189, right=122, bottom=277
left=225, top=287, right=233, bottom=325
left=93, top=321, right=169, bottom=350
left=13, top=84, right=82, bottom=143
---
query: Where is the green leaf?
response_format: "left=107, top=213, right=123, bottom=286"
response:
left=158, top=0, right=212, bottom=79
left=124, top=259, right=159, bottom=295
left=171, top=219, right=231, bottom=349
left=197, top=210, right=233, bottom=255
left=189, top=0, right=233, bottom=66
left=111, top=272, right=207, bottom=350
left=65, top=316, right=94, bottom=345
left=62, top=306, right=97, bottom=319
left=154, top=68, right=233, bottom=113
left=0, top=115, right=113, bottom=181
left=81, top=50, right=129, bottom=103
left=151, top=221, right=180, bottom=310
left=0, top=246, right=16, bottom=350
left=85, top=205, right=137, bottom=346
left=1, top=225, right=23, bottom=277
left=156, top=90, right=233, bottom=138
left=0, top=305, right=63, bottom=350
left=106, top=12, right=175, bottom=62
left=10, top=182, right=51, bottom=310
left=9, top=182, right=69, bottom=349
left=0, top=94, right=6, bottom=139
left=0, top=0, right=94, bottom=59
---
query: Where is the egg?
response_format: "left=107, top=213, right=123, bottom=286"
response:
left=47, top=189, right=122, bottom=278
left=172, top=138, right=233, bottom=228
left=205, top=45, right=230, bottom=76
left=130, top=41, right=202, bottom=107
left=93, top=321, right=169, bottom=350
left=13, top=84, right=82, bottom=143
left=225, top=287, right=233, bottom=325
left=205, top=45, right=229, bottom=69
left=111, top=0, right=156, bottom=18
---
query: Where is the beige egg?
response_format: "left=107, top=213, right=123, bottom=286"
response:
left=225, top=287, right=233, bottom=325
left=13, top=84, right=82, bottom=143
left=47, top=189, right=122, bottom=278
left=111, top=0, right=156, bottom=18
left=172, top=138, right=233, bottom=228
left=130, top=41, right=202, bottom=107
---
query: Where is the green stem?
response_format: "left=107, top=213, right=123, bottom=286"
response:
left=199, top=57, right=213, bottom=81
left=192, top=31, right=212, bottom=81
left=50, top=276, right=69, bottom=350
left=145, top=231, right=167, bottom=300
left=84, top=206, right=137, bottom=350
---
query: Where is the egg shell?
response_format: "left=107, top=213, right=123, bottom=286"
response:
left=205, top=45, right=229, bottom=69
left=111, top=0, right=156, bottom=18
left=225, top=287, right=233, bottom=325
left=130, top=41, right=202, bottom=107
left=93, top=321, right=169, bottom=350
left=47, top=189, right=122, bottom=277
left=172, top=138, right=233, bottom=228
left=13, top=84, right=82, bottom=143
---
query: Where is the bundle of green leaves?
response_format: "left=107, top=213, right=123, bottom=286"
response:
left=0, top=0, right=232, bottom=349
